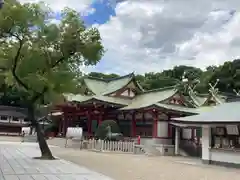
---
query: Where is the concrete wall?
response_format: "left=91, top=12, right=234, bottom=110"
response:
left=210, top=149, right=240, bottom=164
left=136, top=137, right=172, bottom=146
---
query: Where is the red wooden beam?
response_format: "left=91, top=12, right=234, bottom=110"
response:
left=151, top=109, right=158, bottom=138
left=131, top=112, right=136, bottom=137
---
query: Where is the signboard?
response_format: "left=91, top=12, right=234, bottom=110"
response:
left=21, top=127, right=31, bottom=135
left=66, top=127, right=82, bottom=139
left=226, top=125, right=239, bottom=135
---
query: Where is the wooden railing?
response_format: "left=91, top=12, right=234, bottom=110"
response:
left=65, top=138, right=146, bottom=154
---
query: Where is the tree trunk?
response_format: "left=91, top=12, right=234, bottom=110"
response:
left=28, top=105, right=55, bottom=160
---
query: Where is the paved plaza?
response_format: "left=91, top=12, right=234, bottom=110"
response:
left=0, top=142, right=113, bottom=180
left=1, top=137, right=240, bottom=180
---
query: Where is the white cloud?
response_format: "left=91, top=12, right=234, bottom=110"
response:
left=18, top=0, right=92, bottom=12
left=90, top=0, right=240, bottom=74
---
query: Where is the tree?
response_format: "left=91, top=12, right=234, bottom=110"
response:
left=0, top=0, right=104, bottom=159
left=88, top=72, right=119, bottom=79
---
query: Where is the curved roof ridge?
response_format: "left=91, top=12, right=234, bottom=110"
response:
left=104, top=72, right=134, bottom=82
left=84, top=72, right=135, bottom=82
left=84, top=76, right=109, bottom=82
left=142, top=86, right=176, bottom=94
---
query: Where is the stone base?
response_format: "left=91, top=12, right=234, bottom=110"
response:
left=202, top=159, right=240, bottom=168
left=154, top=144, right=175, bottom=156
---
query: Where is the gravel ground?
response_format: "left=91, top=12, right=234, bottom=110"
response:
left=48, top=138, right=240, bottom=180
left=1, top=136, right=240, bottom=180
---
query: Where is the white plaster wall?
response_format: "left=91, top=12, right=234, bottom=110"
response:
left=125, top=113, right=132, bottom=120
left=182, top=128, right=192, bottom=139
left=136, top=113, right=142, bottom=119
left=202, top=126, right=211, bottom=161
left=121, top=90, right=128, bottom=96
left=157, top=121, right=168, bottom=137
left=129, top=90, right=135, bottom=97
left=144, top=113, right=152, bottom=119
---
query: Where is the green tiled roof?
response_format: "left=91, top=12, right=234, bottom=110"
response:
left=63, top=94, right=130, bottom=106
left=84, top=78, right=107, bottom=95
left=154, top=103, right=198, bottom=114
left=102, top=75, right=134, bottom=95
left=120, top=87, right=177, bottom=110
left=84, top=73, right=143, bottom=95
left=64, top=89, right=216, bottom=114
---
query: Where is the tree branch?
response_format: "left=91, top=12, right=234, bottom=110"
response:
left=11, top=39, right=30, bottom=91
left=31, top=86, right=48, bottom=103
left=51, top=56, right=65, bottom=68
left=41, top=53, right=73, bottom=76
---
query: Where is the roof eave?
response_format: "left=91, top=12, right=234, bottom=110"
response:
left=171, top=119, right=240, bottom=125
left=76, top=97, right=128, bottom=107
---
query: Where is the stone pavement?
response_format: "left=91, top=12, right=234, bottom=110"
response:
left=0, top=142, right=114, bottom=180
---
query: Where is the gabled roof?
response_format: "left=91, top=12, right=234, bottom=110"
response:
left=83, top=77, right=107, bottom=95
left=64, top=87, right=217, bottom=114
left=120, top=86, right=177, bottom=110
left=83, top=73, right=144, bottom=95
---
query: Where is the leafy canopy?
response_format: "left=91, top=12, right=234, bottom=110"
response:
left=0, top=0, right=104, bottom=104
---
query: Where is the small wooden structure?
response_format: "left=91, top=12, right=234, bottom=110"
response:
left=0, top=106, right=29, bottom=135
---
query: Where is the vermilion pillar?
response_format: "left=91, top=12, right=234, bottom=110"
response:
left=152, top=111, right=158, bottom=138
left=98, top=112, right=103, bottom=126
left=87, top=112, right=92, bottom=136
left=131, top=113, right=136, bottom=137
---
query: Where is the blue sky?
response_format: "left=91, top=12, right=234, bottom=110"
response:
left=83, top=0, right=116, bottom=26
left=82, top=0, right=118, bottom=73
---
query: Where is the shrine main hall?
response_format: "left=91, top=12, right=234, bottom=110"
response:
left=53, top=72, right=230, bottom=143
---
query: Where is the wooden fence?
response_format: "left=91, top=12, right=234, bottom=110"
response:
left=87, top=139, right=135, bottom=153
left=65, top=138, right=147, bottom=154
